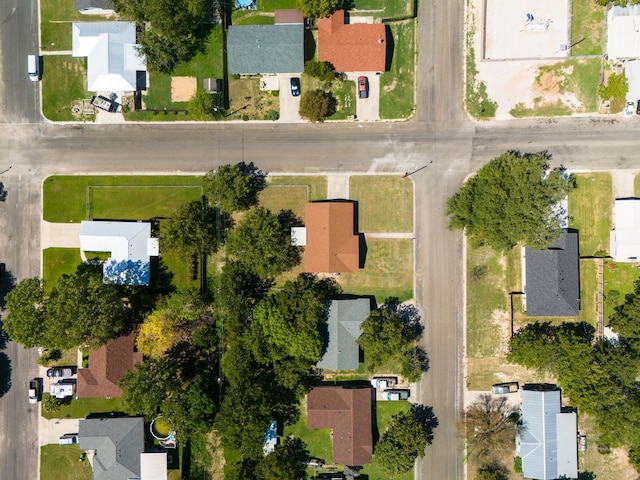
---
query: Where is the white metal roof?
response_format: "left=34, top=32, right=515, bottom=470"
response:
left=140, top=452, right=167, bottom=480
left=611, top=199, right=640, bottom=261
left=608, top=5, right=640, bottom=59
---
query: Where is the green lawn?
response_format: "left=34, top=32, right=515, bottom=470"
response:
left=338, top=238, right=413, bottom=302
left=258, top=176, right=328, bottom=219
left=284, top=412, right=333, bottom=464
left=231, top=10, right=275, bottom=25
left=541, top=60, right=601, bottom=113
left=43, top=175, right=204, bottom=223
left=40, top=445, right=93, bottom=480
left=603, top=261, right=640, bottom=320
left=40, top=0, right=107, bottom=52
left=380, top=21, right=415, bottom=119
left=568, top=173, right=612, bottom=256
left=43, top=248, right=82, bottom=293
left=466, top=244, right=506, bottom=358
left=570, top=0, right=605, bottom=56
left=41, top=56, right=91, bottom=122
left=327, top=80, right=356, bottom=120
left=349, top=176, right=413, bottom=233
left=41, top=394, right=123, bottom=419
left=634, top=173, right=640, bottom=195
left=352, top=0, right=414, bottom=19
left=259, top=0, right=297, bottom=11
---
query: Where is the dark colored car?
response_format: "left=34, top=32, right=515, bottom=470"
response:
left=636, top=99, right=640, bottom=115
left=358, top=76, right=369, bottom=99
left=47, top=367, right=73, bottom=378
left=290, top=77, right=300, bottom=97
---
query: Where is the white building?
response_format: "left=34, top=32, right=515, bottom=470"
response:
left=607, top=5, right=640, bottom=60
left=610, top=199, right=640, bottom=262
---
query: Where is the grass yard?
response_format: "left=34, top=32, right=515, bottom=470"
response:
left=41, top=56, right=91, bottom=122
left=505, top=246, right=522, bottom=292
left=43, top=175, right=204, bottom=223
left=349, top=175, right=413, bottom=233
left=258, top=176, right=328, bottom=219
left=231, top=10, right=275, bottom=24
left=568, top=173, right=612, bottom=256
left=570, top=0, right=605, bottom=56
left=466, top=244, right=507, bottom=359
left=40, top=0, right=107, bottom=52
left=284, top=409, right=333, bottom=464
left=41, top=394, right=123, bottom=419
left=380, top=20, right=415, bottom=120
left=43, top=248, right=82, bottom=293
left=337, top=238, right=413, bottom=302
left=40, top=445, right=92, bottom=480
left=540, top=60, right=601, bottom=113
left=603, top=260, right=640, bottom=320
left=226, top=77, right=280, bottom=121
left=259, top=0, right=297, bottom=11
left=351, top=0, right=414, bottom=19
left=634, top=172, right=640, bottom=195
left=326, top=79, right=356, bottom=120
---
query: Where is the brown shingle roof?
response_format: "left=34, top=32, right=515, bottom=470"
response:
left=318, top=10, right=386, bottom=72
left=304, top=202, right=360, bottom=273
left=275, top=9, right=303, bottom=24
left=77, top=331, right=143, bottom=398
left=307, top=386, right=373, bottom=466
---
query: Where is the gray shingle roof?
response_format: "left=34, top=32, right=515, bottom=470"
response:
left=79, top=417, right=144, bottom=480
left=317, top=298, right=371, bottom=370
left=525, top=232, right=580, bottom=316
left=227, top=25, right=304, bottom=74
left=74, top=0, right=113, bottom=9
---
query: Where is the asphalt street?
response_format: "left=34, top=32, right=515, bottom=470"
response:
left=1, top=0, right=639, bottom=478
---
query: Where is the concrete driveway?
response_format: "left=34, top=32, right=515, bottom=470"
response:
left=278, top=74, right=303, bottom=123
left=346, top=73, right=380, bottom=121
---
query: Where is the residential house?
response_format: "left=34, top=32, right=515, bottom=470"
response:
left=72, top=22, right=146, bottom=92
left=318, top=10, right=386, bottom=73
left=74, top=0, right=115, bottom=15
left=518, top=384, right=578, bottom=480
left=523, top=232, right=580, bottom=316
left=79, top=220, right=159, bottom=285
left=77, top=331, right=143, bottom=398
left=79, top=416, right=168, bottom=480
left=607, top=5, right=640, bottom=60
left=307, top=386, right=373, bottom=465
left=317, top=298, right=372, bottom=371
left=227, top=10, right=304, bottom=74
left=302, top=201, right=360, bottom=273
left=610, top=198, right=640, bottom=262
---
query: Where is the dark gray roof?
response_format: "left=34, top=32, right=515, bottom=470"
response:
left=525, top=232, right=580, bottom=317
left=317, top=298, right=371, bottom=370
left=79, top=417, right=144, bottom=480
left=227, top=25, right=304, bottom=74
left=74, top=0, right=113, bottom=10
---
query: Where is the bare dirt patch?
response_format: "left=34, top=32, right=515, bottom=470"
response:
left=171, top=76, right=197, bottom=102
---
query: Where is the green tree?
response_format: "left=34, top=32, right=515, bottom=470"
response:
left=460, top=395, right=518, bottom=465
left=357, top=308, right=416, bottom=371
left=296, top=0, right=342, bottom=19
left=376, top=408, right=429, bottom=477
left=3, top=277, right=46, bottom=348
left=120, top=357, right=179, bottom=418
left=598, top=72, right=629, bottom=107
left=507, top=321, right=558, bottom=368
left=160, top=200, right=231, bottom=258
left=45, top=268, right=125, bottom=349
left=226, top=207, right=301, bottom=278
left=254, top=437, right=309, bottom=480
left=303, top=60, right=335, bottom=81
left=446, top=151, right=575, bottom=251
left=299, top=89, right=330, bottom=122
left=609, top=279, right=640, bottom=349
left=203, top=162, right=266, bottom=213
left=188, top=91, right=218, bottom=120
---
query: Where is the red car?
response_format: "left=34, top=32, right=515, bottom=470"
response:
left=358, top=76, right=369, bottom=99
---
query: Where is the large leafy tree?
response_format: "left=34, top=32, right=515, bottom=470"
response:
left=119, top=357, right=179, bottom=418
left=296, top=0, right=342, bottom=19
left=226, top=207, right=301, bottom=279
left=254, top=437, right=309, bottom=480
left=299, top=89, right=330, bottom=122
left=446, top=151, right=575, bottom=251
left=3, top=277, right=46, bottom=348
left=204, top=162, right=267, bottom=213
left=376, top=407, right=429, bottom=477
left=160, top=200, right=231, bottom=258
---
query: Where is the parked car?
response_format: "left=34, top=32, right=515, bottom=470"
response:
left=50, top=382, right=75, bottom=399
left=491, top=382, right=519, bottom=394
left=28, top=379, right=39, bottom=404
left=624, top=101, right=635, bottom=118
left=59, top=433, right=79, bottom=445
left=370, top=377, right=398, bottom=389
left=47, top=367, right=73, bottom=378
left=290, top=77, right=300, bottom=97
left=358, top=76, right=369, bottom=99
left=303, top=458, right=325, bottom=467
left=27, top=54, right=40, bottom=82
left=382, top=389, right=410, bottom=401
left=636, top=99, right=640, bottom=116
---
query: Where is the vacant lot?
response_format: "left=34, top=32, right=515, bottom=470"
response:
left=570, top=0, right=605, bottom=56
left=380, top=21, right=415, bottom=119
left=350, top=175, right=413, bottom=233
left=568, top=173, right=612, bottom=256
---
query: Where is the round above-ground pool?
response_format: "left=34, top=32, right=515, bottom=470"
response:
left=236, top=0, right=253, bottom=7
left=150, top=416, right=173, bottom=440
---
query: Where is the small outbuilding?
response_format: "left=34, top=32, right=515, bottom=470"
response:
left=611, top=198, right=640, bottom=262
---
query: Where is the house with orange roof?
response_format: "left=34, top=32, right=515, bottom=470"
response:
left=318, top=10, right=386, bottom=73
left=301, top=201, right=361, bottom=273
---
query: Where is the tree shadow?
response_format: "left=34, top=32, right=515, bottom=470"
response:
left=304, top=28, right=316, bottom=62
left=0, top=265, right=17, bottom=309
left=0, top=352, right=12, bottom=397
left=385, top=301, right=423, bottom=338
left=0, top=182, right=8, bottom=202
left=578, top=471, right=596, bottom=480
left=412, top=404, right=438, bottom=445
left=236, top=161, right=267, bottom=194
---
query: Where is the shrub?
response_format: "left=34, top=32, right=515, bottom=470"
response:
left=304, top=60, right=336, bottom=82
left=299, top=89, right=330, bottom=122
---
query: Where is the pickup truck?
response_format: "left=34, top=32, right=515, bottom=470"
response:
left=370, top=377, right=398, bottom=389
left=491, top=382, right=519, bottom=394
left=28, top=379, right=39, bottom=404
left=91, top=95, right=120, bottom=113
left=382, top=389, right=410, bottom=401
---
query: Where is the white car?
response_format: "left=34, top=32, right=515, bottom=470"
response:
left=623, top=101, right=635, bottom=118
